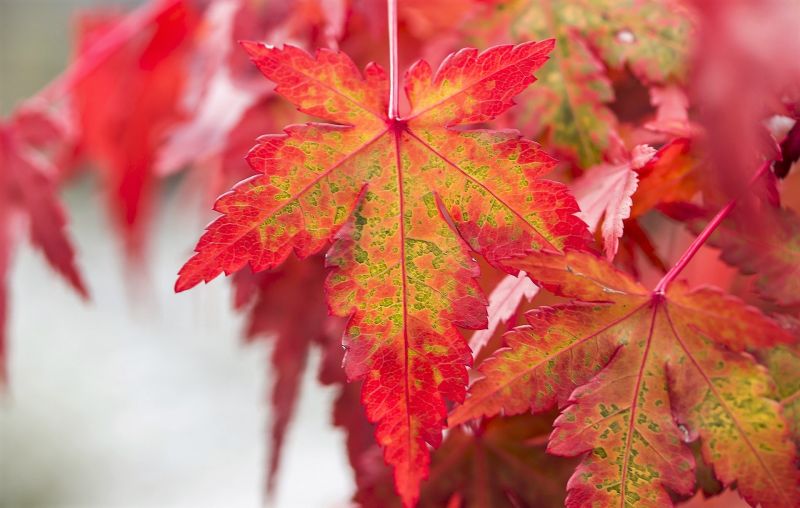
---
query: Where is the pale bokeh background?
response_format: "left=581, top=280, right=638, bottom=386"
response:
left=0, top=1, right=353, bottom=507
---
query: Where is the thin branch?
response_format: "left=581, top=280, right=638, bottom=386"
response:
left=654, top=161, right=772, bottom=294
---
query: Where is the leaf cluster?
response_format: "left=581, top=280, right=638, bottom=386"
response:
left=3, top=1, right=800, bottom=507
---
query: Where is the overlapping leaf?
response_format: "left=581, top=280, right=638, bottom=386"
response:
left=571, top=145, right=654, bottom=259
left=232, top=254, right=341, bottom=491
left=616, top=138, right=700, bottom=271
left=570, top=138, right=698, bottom=266
left=357, top=414, right=576, bottom=508
left=418, top=414, right=574, bottom=508
left=697, top=206, right=800, bottom=307
left=72, top=0, right=199, bottom=257
left=468, top=270, right=538, bottom=358
left=451, top=251, right=799, bottom=507
left=629, top=137, right=698, bottom=219
left=599, top=138, right=699, bottom=274
left=470, top=0, right=690, bottom=168
left=0, top=106, right=88, bottom=381
left=176, top=40, right=589, bottom=505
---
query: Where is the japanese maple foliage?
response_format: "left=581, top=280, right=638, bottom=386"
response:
left=5, top=0, right=800, bottom=507
left=466, top=0, right=690, bottom=170
left=452, top=250, right=799, bottom=507
left=698, top=205, right=800, bottom=309
left=71, top=0, right=200, bottom=258
left=176, top=37, right=589, bottom=505
left=356, top=412, right=578, bottom=507
left=232, top=254, right=344, bottom=491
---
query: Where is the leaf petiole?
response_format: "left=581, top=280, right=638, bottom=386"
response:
left=653, top=160, right=772, bottom=294
left=387, top=0, right=399, bottom=119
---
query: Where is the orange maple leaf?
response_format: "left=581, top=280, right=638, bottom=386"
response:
left=451, top=251, right=799, bottom=507
left=176, top=41, right=589, bottom=505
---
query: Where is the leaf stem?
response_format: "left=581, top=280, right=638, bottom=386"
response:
left=36, top=0, right=180, bottom=104
left=653, top=161, right=771, bottom=294
left=387, top=0, right=399, bottom=119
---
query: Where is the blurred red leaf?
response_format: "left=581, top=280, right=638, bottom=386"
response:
left=696, top=205, right=800, bottom=308
left=233, top=254, right=342, bottom=491
left=357, top=413, right=575, bottom=508
left=572, top=145, right=654, bottom=259
left=467, top=0, right=690, bottom=169
left=645, top=86, right=700, bottom=139
left=690, top=0, right=800, bottom=199
left=71, top=0, right=199, bottom=258
left=0, top=105, right=88, bottom=380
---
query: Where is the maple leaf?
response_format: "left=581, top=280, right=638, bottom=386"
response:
left=572, top=145, right=654, bottom=259
left=629, top=138, right=698, bottom=219
left=418, top=414, right=574, bottom=508
left=612, top=139, right=699, bottom=274
left=176, top=40, right=589, bottom=505
left=158, top=0, right=481, bottom=185
left=570, top=139, right=698, bottom=263
left=71, top=0, right=198, bottom=257
left=468, top=271, right=538, bottom=358
left=470, top=0, right=690, bottom=168
left=357, top=413, right=576, bottom=508
left=0, top=106, right=88, bottom=381
left=451, top=251, right=799, bottom=507
left=573, top=163, right=638, bottom=259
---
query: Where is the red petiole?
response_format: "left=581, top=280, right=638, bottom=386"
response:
left=387, top=0, right=400, bottom=120
left=653, top=160, right=772, bottom=294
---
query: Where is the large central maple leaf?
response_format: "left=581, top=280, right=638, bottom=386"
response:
left=175, top=40, right=588, bottom=505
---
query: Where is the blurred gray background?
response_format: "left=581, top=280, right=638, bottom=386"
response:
left=0, top=1, right=353, bottom=507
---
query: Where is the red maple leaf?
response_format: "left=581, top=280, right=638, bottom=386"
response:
left=0, top=105, right=88, bottom=381
left=356, top=413, right=576, bottom=508
left=451, top=250, right=799, bottom=507
left=71, top=0, right=199, bottom=257
left=232, top=254, right=343, bottom=491
left=176, top=40, right=589, bottom=505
